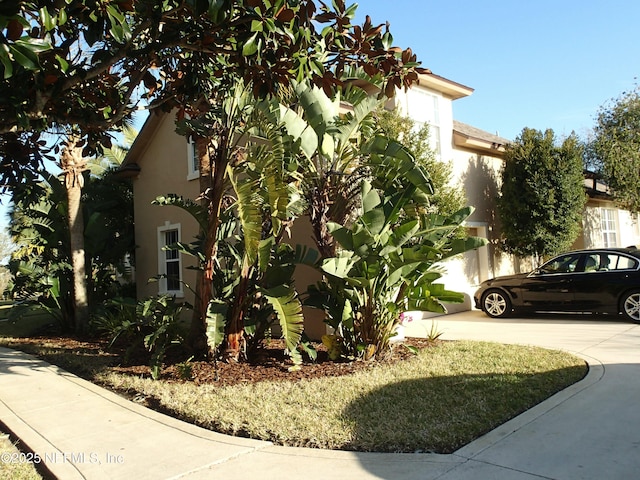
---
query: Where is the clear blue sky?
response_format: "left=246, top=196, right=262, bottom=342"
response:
left=356, top=0, right=640, bottom=141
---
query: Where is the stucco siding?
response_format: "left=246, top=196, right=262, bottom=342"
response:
left=130, top=113, right=200, bottom=301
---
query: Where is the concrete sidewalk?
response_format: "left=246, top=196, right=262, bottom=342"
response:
left=1, top=310, right=639, bottom=479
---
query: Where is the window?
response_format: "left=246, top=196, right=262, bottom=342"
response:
left=604, top=253, right=638, bottom=271
left=406, top=89, right=441, bottom=156
left=601, top=208, right=618, bottom=247
left=187, top=137, right=199, bottom=180
left=157, top=222, right=183, bottom=295
left=541, top=253, right=582, bottom=274
left=584, top=252, right=638, bottom=272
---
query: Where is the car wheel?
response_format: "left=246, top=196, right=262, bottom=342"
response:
left=482, top=289, right=512, bottom=318
left=621, top=290, right=640, bottom=323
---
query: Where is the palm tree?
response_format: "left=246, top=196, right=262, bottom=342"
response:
left=10, top=130, right=136, bottom=333
left=59, top=136, right=89, bottom=333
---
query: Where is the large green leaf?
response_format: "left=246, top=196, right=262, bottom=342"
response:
left=321, top=251, right=356, bottom=279
left=365, top=136, right=434, bottom=195
left=361, top=208, right=386, bottom=236
left=295, top=81, right=339, bottom=158
left=153, top=194, right=208, bottom=231
left=277, top=104, right=318, bottom=161
left=360, top=180, right=381, bottom=213
left=387, top=262, right=423, bottom=287
left=261, top=285, right=304, bottom=363
left=205, top=300, right=227, bottom=353
left=293, top=244, right=321, bottom=267
left=258, top=236, right=275, bottom=273
left=445, top=206, right=474, bottom=225
left=335, top=95, right=382, bottom=155
left=327, top=221, right=354, bottom=250
left=379, top=220, right=419, bottom=256
left=406, top=283, right=464, bottom=312
left=443, top=236, right=488, bottom=260
left=228, top=170, right=262, bottom=262
left=170, top=241, right=206, bottom=264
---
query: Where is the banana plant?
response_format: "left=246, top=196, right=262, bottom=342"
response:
left=258, top=78, right=385, bottom=258
left=312, top=178, right=487, bottom=359
left=154, top=105, right=315, bottom=365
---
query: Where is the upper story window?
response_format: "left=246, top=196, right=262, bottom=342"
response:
left=187, top=137, right=199, bottom=181
left=157, top=222, right=183, bottom=296
left=405, top=89, right=441, bottom=157
left=601, top=208, right=618, bottom=247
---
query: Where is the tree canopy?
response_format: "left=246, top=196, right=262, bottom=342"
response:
left=497, top=128, right=586, bottom=263
left=0, top=0, right=426, bottom=189
left=590, top=86, right=640, bottom=213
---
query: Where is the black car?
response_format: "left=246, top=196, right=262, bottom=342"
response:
left=474, top=247, right=640, bottom=322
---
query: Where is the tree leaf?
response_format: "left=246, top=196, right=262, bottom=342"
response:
left=242, top=32, right=260, bottom=56
left=205, top=300, right=227, bottom=352
left=260, top=285, right=304, bottom=362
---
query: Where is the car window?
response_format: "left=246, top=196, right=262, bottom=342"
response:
left=584, top=254, right=599, bottom=272
left=601, top=253, right=638, bottom=271
left=579, top=252, right=639, bottom=272
left=540, top=254, right=582, bottom=274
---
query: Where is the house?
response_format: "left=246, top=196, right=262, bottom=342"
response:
left=121, top=72, right=640, bottom=336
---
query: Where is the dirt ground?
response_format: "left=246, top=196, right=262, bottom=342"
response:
left=2, top=335, right=437, bottom=387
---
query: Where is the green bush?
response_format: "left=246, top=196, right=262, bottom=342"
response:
left=91, top=295, right=190, bottom=379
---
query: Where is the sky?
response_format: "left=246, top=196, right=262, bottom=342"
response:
left=355, top=0, right=640, bottom=141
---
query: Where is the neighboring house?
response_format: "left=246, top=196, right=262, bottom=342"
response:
left=121, top=72, right=640, bottom=335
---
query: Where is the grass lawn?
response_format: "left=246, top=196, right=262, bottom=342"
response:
left=0, top=432, right=42, bottom=480
left=100, top=341, right=586, bottom=453
left=0, top=335, right=587, bottom=454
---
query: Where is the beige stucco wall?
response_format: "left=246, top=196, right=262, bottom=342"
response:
left=131, top=113, right=200, bottom=302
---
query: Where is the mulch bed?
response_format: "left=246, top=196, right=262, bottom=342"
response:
left=1, top=335, right=438, bottom=387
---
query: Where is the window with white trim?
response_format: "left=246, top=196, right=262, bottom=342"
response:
left=601, top=208, right=618, bottom=247
left=406, top=89, right=441, bottom=156
left=157, top=222, right=183, bottom=295
left=187, top=137, right=199, bottom=180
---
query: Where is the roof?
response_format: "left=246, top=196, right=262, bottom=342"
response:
left=583, top=171, right=612, bottom=200
left=417, top=73, right=474, bottom=100
left=452, top=120, right=510, bottom=155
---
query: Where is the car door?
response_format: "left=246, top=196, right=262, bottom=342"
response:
left=572, top=252, right=639, bottom=311
left=520, top=253, right=584, bottom=309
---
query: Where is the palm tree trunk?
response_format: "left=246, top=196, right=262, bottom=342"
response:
left=61, top=137, right=89, bottom=334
